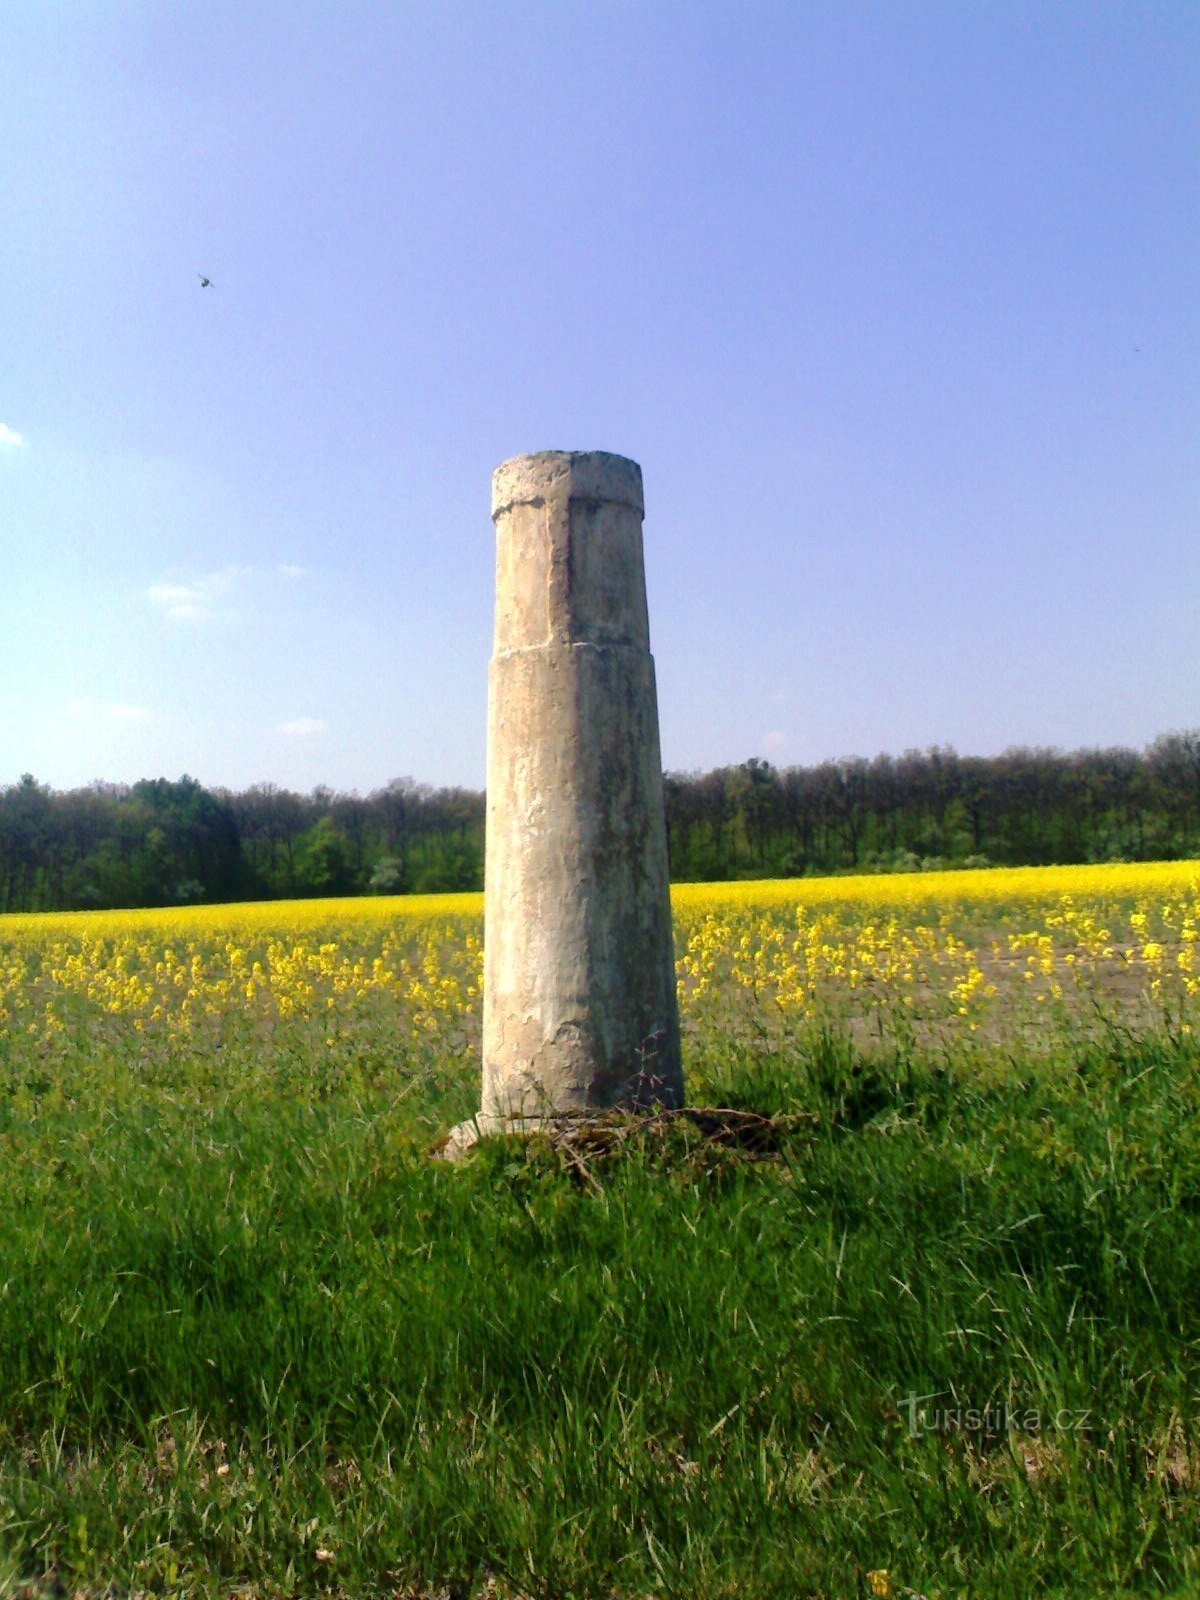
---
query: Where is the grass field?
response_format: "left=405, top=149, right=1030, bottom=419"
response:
left=1, top=864, right=1199, bottom=1598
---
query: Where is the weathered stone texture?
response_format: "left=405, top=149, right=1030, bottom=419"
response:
left=480, top=450, right=683, bottom=1124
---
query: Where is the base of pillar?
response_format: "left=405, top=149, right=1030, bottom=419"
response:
left=435, top=1104, right=795, bottom=1167
left=436, top=1111, right=592, bottom=1160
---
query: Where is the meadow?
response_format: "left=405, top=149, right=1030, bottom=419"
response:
left=1, top=863, right=1199, bottom=1598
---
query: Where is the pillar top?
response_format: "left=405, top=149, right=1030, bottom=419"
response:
left=492, top=450, right=644, bottom=520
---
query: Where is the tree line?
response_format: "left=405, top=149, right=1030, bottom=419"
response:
left=0, top=776, right=483, bottom=914
left=663, top=732, right=1200, bottom=881
left=1, top=731, right=1198, bottom=913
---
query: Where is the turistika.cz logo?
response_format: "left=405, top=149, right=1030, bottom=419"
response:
left=901, top=1391, right=1092, bottom=1439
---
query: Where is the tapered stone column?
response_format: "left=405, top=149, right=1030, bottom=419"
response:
left=464, top=450, right=683, bottom=1140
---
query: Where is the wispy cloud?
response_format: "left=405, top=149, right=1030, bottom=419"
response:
left=761, top=729, right=787, bottom=753
left=277, top=716, right=327, bottom=737
left=0, top=423, right=28, bottom=450
left=146, top=562, right=309, bottom=623
left=146, top=565, right=250, bottom=623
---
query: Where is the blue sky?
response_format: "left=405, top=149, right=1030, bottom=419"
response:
left=2, top=1, right=1196, bottom=793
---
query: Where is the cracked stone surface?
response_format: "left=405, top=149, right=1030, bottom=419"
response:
left=478, top=451, right=683, bottom=1125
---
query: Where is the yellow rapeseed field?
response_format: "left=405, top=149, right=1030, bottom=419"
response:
left=674, top=861, right=1200, bottom=1052
left=0, top=863, right=1197, bottom=1079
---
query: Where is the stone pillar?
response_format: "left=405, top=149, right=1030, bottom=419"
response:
left=478, top=449, right=683, bottom=1130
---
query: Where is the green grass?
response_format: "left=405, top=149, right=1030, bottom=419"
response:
left=1, top=1026, right=1199, bottom=1598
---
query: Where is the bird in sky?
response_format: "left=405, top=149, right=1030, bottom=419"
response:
left=197, top=273, right=212, bottom=288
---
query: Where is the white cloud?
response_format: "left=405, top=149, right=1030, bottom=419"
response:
left=0, top=423, right=28, bottom=450
left=146, top=565, right=249, bottom=623
left=146, top=582, right=213, bottom=623
left=277, top=563, right=308, bottom=580
left=277, top=717, right=327, bottom=737
left=761, top=729, right=788, bottom=753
